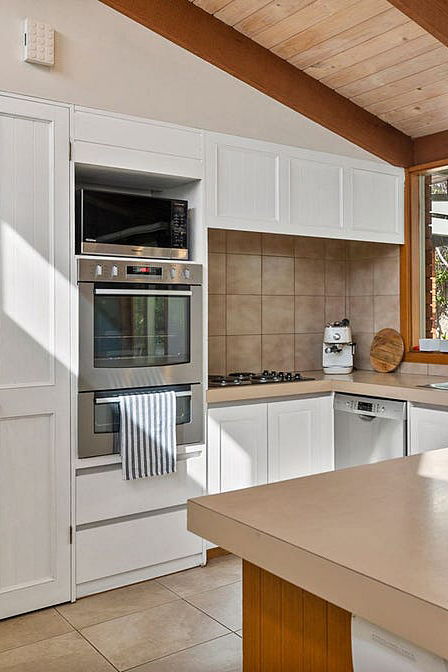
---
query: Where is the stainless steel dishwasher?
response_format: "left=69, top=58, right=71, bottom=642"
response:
left=334, top=393, right=407, bottom=469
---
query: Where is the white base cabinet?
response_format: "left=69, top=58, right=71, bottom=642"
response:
left=409, top=404, right=448, bottom=455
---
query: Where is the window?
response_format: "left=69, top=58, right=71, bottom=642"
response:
left=402, top=163, right=448, bottom=361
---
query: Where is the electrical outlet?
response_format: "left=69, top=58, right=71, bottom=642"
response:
left=23, top=18, right=54, bottom=67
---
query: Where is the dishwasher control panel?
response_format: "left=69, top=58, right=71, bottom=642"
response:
left=334, top=394, right=406, bottom=421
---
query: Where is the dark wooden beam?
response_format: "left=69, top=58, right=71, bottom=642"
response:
left=387, top=1, right=448, bottom=49
left=99, top=0, right=413, bottom=167
left=413, top=129, right=448, bottom=166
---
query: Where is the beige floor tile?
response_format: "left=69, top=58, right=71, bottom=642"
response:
left=56, top=579, right=178, bottom=629
left=186, top=581, right=242, bottom=631
left=81, top=600, right=229, bottom=671
left=134, top=633, right=242, bottom=672
left=0, top=607, right=73, bottom=654
left=0, top=632, right=114, bottom=671
left=157, top=555, right=242, bottom=597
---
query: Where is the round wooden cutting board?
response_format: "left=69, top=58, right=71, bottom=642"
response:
left=370, top=328, right=404, bottom=373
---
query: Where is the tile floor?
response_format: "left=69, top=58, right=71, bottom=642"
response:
left=0, top=555, right=242, bottom=671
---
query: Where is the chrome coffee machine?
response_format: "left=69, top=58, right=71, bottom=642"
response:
left=323, top=319, right=355, bottom=374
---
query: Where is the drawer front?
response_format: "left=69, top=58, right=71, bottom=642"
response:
left=76, top=451, right=205, bottom=525
left=76, top=509, right=201, bottom=584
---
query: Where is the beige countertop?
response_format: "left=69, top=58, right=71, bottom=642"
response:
left=207, top=369, right=448, bottom=406
left=188, top=449, right=448, bottom=659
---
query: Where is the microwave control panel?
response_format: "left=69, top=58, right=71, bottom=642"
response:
left=78, top=259, right=203, bottom=285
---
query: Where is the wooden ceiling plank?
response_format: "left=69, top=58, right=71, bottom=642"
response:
left=193, top=0, right=230, bottom=11
left=381, top=92, right=448, bottom=125
left=99, top=0, right=413, bottom=166
left=253, top=0, right=357, bottom=50
left=368, top=79, right=448, bottom=116
left=215, top=0, right=272, bottom=26
left=292, top=8, right=409, bottom=73
left=234, top=0, right=315, bottom=38
left=387, top=0, right=448, bottom=50
left=272, top=0, right=390, bottom=60
left=399, top=112, right=448, bottom=138
left=338, top=46, right=448, bottom=99
left=352, top=62, right=448, bottom=107
left=299, top=20, right=423, bottom=82
left=319, top=33, right=436, bottom=89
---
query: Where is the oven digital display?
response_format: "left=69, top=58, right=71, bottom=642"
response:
left=127, top=266, right=163, bottom=276
left=357, top=401, right=373, bottom=412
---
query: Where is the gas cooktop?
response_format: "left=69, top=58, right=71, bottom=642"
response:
left=208, top=371, right=315, bottom=388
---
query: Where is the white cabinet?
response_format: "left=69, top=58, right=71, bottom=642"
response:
left=409, top=405, right=448, bottom=455
left=349, top=166, right=403, bottom=242
left=0, top=95, right=71, bottom=618
left=268, top=396, right=334, bottom=482
left=208, top=403, right=268, bottom=494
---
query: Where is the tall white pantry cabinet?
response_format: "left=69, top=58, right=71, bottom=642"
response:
left=0, top=95, right=71, bottom=618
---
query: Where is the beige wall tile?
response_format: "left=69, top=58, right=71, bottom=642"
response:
left=374, top=294, right=400, bottom=332
left=227, top=254, right=261, bottom=294
left=262, top=233, right=295, bottom=257
left=208, top=229, right=226, bottom=253
left=295, top=258, right=325, bottom=296
left=325, top=238, right=346, bottom=260
left=227, top=335, right=261, bottom=372
left=325, top=296, right=346, bottom=325
left=325, top=260, right=346, bottom=296
left=399, top=362, right=428, bottom=375
left=262, top=296, right=294, bottom=334
left=428, top=364, right=448, bottom=377
left=348, top=259, right=373, bottom=296
left=295, top=333, right=322, bottom=371
left=262, top=256, right=294, bottom=295
left=226, top=230, right=261, bottom=255
left=373, top=256, right=399, bottom=295
left=262, top=334, right=294, bottom=371
left=295, top=296, right=325, bottom=333
left=208, top=295, right=226, bottom=336
left=353, top=332, right=374, bottom=370
left=208, top=336, right=226, bottom=375
left=227, top=295, right=261, bottom=335
left=208, top=253, right=226, bottom=294
left=347, top=241, right=380, bottom=260
left=349, top=296, right=374, bottom=333
left=295, top=236, right=325, bottom=259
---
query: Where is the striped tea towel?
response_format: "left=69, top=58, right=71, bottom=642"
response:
left=117, top=391, right=177, bottom=480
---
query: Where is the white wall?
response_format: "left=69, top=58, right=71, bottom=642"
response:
left=0, top=0, right=385, bottom=162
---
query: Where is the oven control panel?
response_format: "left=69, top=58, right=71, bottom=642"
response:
left=78, top=259, right=203, bottom=284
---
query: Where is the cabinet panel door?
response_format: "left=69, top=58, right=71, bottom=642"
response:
left=208, top=404, right=268, bottom=493
left=0, top=96, right=70, bottom=618
left=409, top=405, right=448, bottom=455
left=268, top=396, right=333, bottom=482
left=289, top=157, right=344, bottom=234
left=350, top=167, right=403, bottom=242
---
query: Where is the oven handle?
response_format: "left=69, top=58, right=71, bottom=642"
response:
left=95, top=391, right=192, bottom=404
left=94, top=289, right=192, bottom=296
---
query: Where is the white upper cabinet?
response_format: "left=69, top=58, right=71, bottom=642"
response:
left=205, top=131, right=404, bottom=244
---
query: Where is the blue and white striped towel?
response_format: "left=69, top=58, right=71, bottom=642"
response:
left=117, top=391, right=177, bottom=481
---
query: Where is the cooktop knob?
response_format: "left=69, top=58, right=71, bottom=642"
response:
left=285, top=372, right=292, bottom=380
left=262, top=370, right=269, bottom=376
left=294, top=373, right=302, bottom=380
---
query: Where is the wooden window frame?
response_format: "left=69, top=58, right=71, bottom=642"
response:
left=401, top=158, right=448, bottom=363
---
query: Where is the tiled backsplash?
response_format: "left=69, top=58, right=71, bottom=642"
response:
left=208, top=229, right=401, bottom=374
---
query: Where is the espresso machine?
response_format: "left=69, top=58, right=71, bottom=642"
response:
left=323, top=319, right=355, bottom=374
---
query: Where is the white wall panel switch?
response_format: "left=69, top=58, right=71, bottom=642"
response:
left=23, top=18, right=54, bottom=66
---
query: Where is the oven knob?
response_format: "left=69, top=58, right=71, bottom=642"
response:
left=95, top=264, right=103, bottom=277
left=111, top=265, right=118, bottom=278
left=170, top=268, right=176, bottom=279
left=184, top=268, right=191, bottom=279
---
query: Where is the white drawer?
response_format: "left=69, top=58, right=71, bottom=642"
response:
left=77, top=451, right=205, bottom=525
left=76, top=508, right=201, bottom=584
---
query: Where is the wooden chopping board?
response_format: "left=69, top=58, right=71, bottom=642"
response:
left=370, top=328, right=404, bottom=373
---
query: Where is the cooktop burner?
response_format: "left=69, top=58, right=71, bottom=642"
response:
left=208, top=371, right=315, bottom=387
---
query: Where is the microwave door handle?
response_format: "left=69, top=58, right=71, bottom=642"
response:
left=95, top=391, right=193, bottom=404
left=94, top=289, right=192, bottom=297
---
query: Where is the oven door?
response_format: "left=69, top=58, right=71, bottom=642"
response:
left=78, top=384, right=203, bottom=458
left=78, top=282, right=202, bottom=391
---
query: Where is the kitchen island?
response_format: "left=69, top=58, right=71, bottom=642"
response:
left=188, top=449, right=448, bottom=670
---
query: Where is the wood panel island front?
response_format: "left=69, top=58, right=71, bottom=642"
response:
left=188, top=449, right=448, bottom=671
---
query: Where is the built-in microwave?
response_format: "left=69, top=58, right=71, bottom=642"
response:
left=76, top=188, right=188, bottom=259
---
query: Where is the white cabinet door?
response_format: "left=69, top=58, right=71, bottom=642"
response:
left=347, top=166, right=404, bottom=243
left=0, top=96, right=71, bottom=618
left=206, top=134, right=283, bottom=232
left=208, top=404, right=268, bottom=493
left=268, top=396, right=334, bottom=482
left=409, top=405, right=448, bottom=455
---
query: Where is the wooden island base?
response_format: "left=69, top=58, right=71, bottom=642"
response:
left=243, top=561, right=353, bottom=672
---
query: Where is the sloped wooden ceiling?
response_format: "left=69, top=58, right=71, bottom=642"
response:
left=191, top=0, right=448, bottom=139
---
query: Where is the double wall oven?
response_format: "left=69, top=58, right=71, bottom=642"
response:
left=78, top=258, right=203, bottom=458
